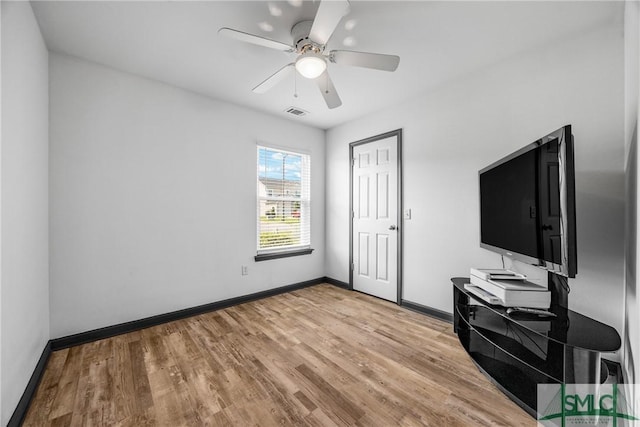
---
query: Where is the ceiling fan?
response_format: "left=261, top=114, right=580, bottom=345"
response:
left=218, top=0, right=400, bottom=109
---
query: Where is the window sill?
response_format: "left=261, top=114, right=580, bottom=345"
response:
left=254, top=248, right=314, bottom=262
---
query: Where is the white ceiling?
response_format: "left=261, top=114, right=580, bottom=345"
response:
left=31, top=1, right=622, bottom=130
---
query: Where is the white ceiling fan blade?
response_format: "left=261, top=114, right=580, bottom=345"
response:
left=218, top=28, right=293, bottom=52
left=315, top=70, right=342, bottom=109
left=309, top=0, right=350, bottom=46
left=252, top=63, right=295, bottom=94
left=330, top=50, right=400, bottom=71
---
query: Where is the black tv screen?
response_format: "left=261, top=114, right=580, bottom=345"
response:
left=479, top=125, right=577, bottom=278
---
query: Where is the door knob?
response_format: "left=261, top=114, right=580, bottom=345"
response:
left=389, top=225, right=397, bottom=231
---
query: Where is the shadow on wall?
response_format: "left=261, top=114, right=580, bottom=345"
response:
left=572, top=169, right=624, bottom=331
left=625, top=123, right=638, bottom=384
left=576, top=170, right=625, bottom=264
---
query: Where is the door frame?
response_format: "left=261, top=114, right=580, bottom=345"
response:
left=349, top=129, right=403, bottom=304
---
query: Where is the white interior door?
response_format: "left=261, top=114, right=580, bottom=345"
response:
left=352, top=135, right=399, bottom=302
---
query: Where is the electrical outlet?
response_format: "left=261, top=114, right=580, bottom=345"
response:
left=241, top=266, right=248, bottom=275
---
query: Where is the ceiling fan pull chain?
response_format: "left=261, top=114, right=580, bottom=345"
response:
left=294, top=71, right=299, bottom=98
left=325, top=73, right=329, bottom=94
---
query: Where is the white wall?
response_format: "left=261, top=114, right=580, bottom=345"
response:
left=326, top=13, right=625, bottom=339
left=1, top=2, right=50, bottom=424
left=49, top=53, right=325, bottom=338
left=623, top=0, right=639, bottom=388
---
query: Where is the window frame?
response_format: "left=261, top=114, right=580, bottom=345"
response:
left=255, top=144, right=313, bottom=261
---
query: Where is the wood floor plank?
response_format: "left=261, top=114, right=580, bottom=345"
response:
left=23, top=349, right=69, bottom=426
left=23, top=284, right=534, bottom=426
left=112, top=336, right=136, bottom=423
left=47, top=346, right=84, bottom=420
left=128, top=340, right=154, bottom=413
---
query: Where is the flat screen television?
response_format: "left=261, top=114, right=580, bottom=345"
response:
left=479, top=125, right=577, bottom=278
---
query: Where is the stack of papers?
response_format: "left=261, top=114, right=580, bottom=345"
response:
left=468, top=268, right=550, bottom=308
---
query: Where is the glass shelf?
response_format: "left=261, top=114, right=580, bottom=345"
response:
left=452, top=277, right=621, bottom=417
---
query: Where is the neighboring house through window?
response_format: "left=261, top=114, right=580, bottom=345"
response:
left=256, top=145, right=311, bottom=259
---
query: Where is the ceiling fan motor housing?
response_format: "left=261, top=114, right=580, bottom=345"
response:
left=291, top=21, right=321, bottom=53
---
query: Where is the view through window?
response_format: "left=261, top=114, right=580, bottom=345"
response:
left=257, top=146, right=310, bottom=253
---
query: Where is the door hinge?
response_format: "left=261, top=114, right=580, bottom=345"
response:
left=351, top=158, right=355, bottom=166
left=351, top=263, right=355, bottom=271
left=352, top=211, right=355, bottom=218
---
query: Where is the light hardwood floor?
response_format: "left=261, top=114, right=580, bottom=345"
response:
left=24, top=284, right=533, bottom=426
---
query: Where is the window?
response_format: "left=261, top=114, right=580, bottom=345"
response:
left=256, top=145, right=311, bottom=259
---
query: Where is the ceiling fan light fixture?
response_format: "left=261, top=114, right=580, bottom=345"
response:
left=295, top=52, right=326, bottom=79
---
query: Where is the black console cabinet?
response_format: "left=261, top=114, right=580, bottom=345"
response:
left=452, top=277, right=621, bottom=417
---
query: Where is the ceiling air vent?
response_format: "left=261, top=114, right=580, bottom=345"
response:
left=284, top=107, right=308, bottom=117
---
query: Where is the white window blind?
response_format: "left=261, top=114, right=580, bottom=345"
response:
left=257, top=145, right=311, bottom=254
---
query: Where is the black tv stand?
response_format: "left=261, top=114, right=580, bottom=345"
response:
left=452, top=277, right=621, bottom=417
